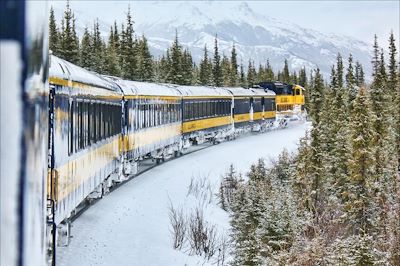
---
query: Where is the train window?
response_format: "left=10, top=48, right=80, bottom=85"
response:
left=193, top=102, right=198, bottom=119
left=212, top=100, right=216, bottom=117
left=79, top=102, right=83, bottom=150
left=69, top=100, right=73, bottom=154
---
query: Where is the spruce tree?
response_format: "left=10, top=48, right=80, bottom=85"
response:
left=330, top=65, right=338, bottom=88
left=388, top=31, right=398, bottom=92
left=199, top=45, right=212, bottom=86
left=372, top=34, right=380, bottom=79
left=104, top=25, right=121, bottom=77
left=167, top=32, right=183, bottom=84
left=282, top=59, right=290, bottom=83
left=257, top=64, right=266, bottom=83
left=336, top=53, right=344, bottom=88
left=308, top=69, right=325, bottom=219
left=355, top=61, right=365, bottom=86
left=247, top=60, right=256, bottom=87
left=265, top=59, right=275, bottom=81
left=230, top=44, right=238, bottom=86
left=49, top=7, right=60, bottom=55
left=135, top=36, right=154, bottom=81
left=347, top=87, right=376, bottom=236
left=298, top=67, right=307, bottom=87
left=239, top=63, right=246, bottom=87
left=91, top=19, right=105, bottom=73
left=212, top=36, right=223, bottom=87
left=59, top=1, right=79, bottom=64
left=221, top=55, right=231, bottom=86
left=345, top=54, right=355, bottom=87
left=121, top=7, right=137, bottom=80
left=346, top=54, right=357, bottom=101
left=180, top=49, right=193, bottom=85
left=80, top=26, right=93, bottom=70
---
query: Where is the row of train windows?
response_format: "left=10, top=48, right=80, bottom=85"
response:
left=69, top=101, right=121, bottom=154
left=128, top=102, right=181, bottom=130
left=184, top=100, right=231, bottom=121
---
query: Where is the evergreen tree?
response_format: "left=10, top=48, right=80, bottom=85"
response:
left=221, top=55, right=231, bottom=86
left=180, top=49, right=193, bottom=85
left=59, top=1, right=79, bottom=64
left=113, top=21, right=120, bottom=54
left=345, top=54, right=355, bottom=87
left=282, top=59, right=290, bottom=83
left=91, top=19, right=105, bottom=73
left=257, top=64, right=266, bottom=83
left=135, top=35, right=154, bottom=81
left=336, top=53, right=344, bottom=88
left=346, top=54, right=357, bottom=100
left=199, top=45, right=212, bottom=86
left=167, top=32, right=184, bottom=84
left=212, top=37, right=223, bottom=86
left=347, top=87, right=376, bottom=236
left=247, top=60, right=257, bottom=87
left=104, top=26, right=121, bottom=76
left=355, top=61, right=365, bottom=86
left=265, top=59, right=275, bottom=81
left=372, top=34, right=380, bottom=79
left=121, top=7, right=137, bottom=79
left=49, top=7, right=60, bottom=55
left=388, top=31, right=398, bottom=92
left=308, top=69, right=325, bottom=219
left=330, top=65, right=338, bottom=88
left=298, top=67, right=307, bottom=87
left=290, top=70, right=298, bottom=84
left=80, top=26, right=93, bottom=70
left=239, top=62, right=246, bottom=87
left=229, top=44, right=238, bottom=86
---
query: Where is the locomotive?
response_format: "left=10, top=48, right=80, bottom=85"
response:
left=258, top=81, right=305, bottom=113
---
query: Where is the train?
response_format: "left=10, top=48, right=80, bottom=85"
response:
left=0, top=2, right=305, bottom=265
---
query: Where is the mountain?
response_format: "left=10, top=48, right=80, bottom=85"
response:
left=54, top=1, right=373, bottom=81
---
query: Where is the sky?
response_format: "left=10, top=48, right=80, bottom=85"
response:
left=51, top=0, right=399, bottom=46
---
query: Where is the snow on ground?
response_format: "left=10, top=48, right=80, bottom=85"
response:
left=58, top=122, right=310, bottom=266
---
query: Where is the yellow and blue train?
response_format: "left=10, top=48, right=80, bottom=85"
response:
left=45, top=55, right=281, bottom=262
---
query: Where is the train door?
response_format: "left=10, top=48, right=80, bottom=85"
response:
left=249, top=97, right=254, bottom=122
left=47, top=85, right=57, bottom=266
left=261, top=97, right=265, bottom=119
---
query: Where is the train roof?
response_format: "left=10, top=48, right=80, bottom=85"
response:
left=223, top=86, right=275, bottom=97
left=49, top=55, right=119, bottom=92
left=175, top=85, right=232, bottom=97
left=107, top=78, right=181, bottom=97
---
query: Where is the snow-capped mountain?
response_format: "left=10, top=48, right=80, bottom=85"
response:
left=54, top=1, right=373, bottom=80
left=131, top=1, right=372, bottom=79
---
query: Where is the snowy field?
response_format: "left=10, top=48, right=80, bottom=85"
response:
left=58, top=122, right=310, bottom=266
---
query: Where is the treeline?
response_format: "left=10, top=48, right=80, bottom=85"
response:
left=224, top=32, right=399, bottom=265
left=50, top=3, right=361, bottom=89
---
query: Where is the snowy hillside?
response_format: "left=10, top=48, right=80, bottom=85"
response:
left=53, top=1, right=373, bottom=80
left=57, top=123, right=309, bottom=266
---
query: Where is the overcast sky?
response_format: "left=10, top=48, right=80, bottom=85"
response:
left=51, top=0, right=399, bottom=46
